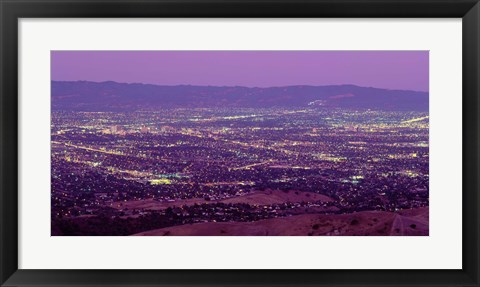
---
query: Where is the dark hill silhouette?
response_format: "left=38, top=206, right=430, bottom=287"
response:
left=51, top=81, right=428, bottom=111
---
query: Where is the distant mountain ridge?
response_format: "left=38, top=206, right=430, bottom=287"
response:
left=51, top=81, right=429, bottom=111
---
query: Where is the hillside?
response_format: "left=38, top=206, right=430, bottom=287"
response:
left=133, top=207, right=428, bottom=236
left=51, top=81, right=428, bottom=111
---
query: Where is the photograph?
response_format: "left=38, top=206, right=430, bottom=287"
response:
left=50, top=50, right=429, bottom=236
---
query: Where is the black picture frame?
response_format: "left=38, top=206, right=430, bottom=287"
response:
left=1, top=0, right=479, bottom=286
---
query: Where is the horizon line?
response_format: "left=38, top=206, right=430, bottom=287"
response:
left=51, top=80, right=429, bottom=93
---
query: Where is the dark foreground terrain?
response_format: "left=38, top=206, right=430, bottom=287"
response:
left=134, top=207, right=428, bottom=236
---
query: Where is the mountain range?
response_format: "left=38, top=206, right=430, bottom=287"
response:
left=51, top=81, right=428, bottom=111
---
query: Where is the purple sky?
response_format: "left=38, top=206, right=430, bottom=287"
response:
left=51, top=51, right=429, bottom=92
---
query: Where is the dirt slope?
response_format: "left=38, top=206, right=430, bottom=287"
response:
left=134, top=207, right=428, bottom=236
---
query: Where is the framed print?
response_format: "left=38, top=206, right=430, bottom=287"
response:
left=1, top=0, right=479, bottom=286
